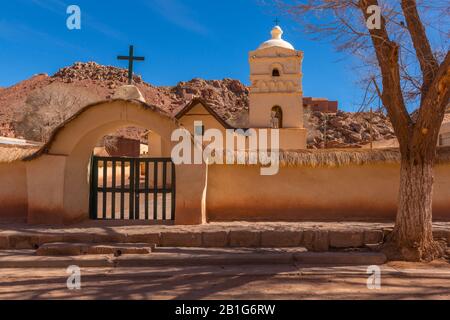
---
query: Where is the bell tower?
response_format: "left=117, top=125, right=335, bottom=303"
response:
left=248, top=25, right=304, bottom=129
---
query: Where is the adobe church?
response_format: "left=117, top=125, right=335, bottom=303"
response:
left=0, top=25, right=449, bottom=225
left=174, top=25, right=307, bottom=150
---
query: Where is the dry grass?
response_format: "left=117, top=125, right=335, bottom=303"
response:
left=279, top=148, right=401, bottom=168
left=2, top=145, right=450, bottom=166
left=217, top=147, right=450, bottom=168
left=0, top=145, right=40, bottom=163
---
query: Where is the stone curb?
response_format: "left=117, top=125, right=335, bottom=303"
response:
left=0, top=251, right=388, bottom=268
left=0, top=229, right=448, bottom=251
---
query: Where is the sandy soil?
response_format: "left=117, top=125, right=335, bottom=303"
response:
left=0, top=262, right=449, bottom=300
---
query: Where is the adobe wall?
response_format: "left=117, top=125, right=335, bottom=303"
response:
left=2, top=149, right=450, bottom=225
left=0, top=162, right=28, bottom=222
left=206, top=163, right=450, bottom=221
left=440, top=122, right=450, bottom=146
left=26, top=155, right=66, bottom=224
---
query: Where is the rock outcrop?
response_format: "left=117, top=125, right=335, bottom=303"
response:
left=306, top=110, right=396, bottom=149
left=51, top=62, right=249, bottom=123
left=1, top=61, right=397, bottom=148
left=53, top=62, right=143, bottom=86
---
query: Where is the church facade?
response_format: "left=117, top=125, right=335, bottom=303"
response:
left=175, top=25, right=307, bottom=150
left=1, top=25, right=450, bottom=226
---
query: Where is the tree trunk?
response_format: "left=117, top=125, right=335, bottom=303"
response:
left=386, top=158, right=445, bottom=261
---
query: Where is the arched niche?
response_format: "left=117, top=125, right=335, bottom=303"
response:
left=271, top=106, right=284, bottom=129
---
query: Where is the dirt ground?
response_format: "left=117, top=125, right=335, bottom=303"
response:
left=0, top=261, right=449, bottom=300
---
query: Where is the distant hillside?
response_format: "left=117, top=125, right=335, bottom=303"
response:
left=0, top=61, right=399, bottom=148
left=0, top=62, right=249, bottom=142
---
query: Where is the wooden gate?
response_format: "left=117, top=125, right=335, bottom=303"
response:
left=89, top=156, right=176, bottom=221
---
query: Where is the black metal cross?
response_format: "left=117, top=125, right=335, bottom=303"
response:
left=117, top=45, right=145, bottom=85
left=274, top=18, right=280, bottom=26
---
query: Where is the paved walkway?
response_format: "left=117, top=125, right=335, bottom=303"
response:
left=0, top=261, right=449, bottom=299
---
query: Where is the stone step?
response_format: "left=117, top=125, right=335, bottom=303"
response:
left=36, top=243, right=155, bottom=256
left=1, top=229, right=449, bottom=251
left=0, top=248, right=387, bottom=268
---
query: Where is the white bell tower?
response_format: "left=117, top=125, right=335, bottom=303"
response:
left=248, top=25, right=304, bottom=130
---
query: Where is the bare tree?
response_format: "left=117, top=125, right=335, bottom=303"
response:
left=14, top=83, right=99, bottom=142
left=281, top=0, right=449, bottom=261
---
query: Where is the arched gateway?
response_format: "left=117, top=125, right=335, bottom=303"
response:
left=25, top=99, right=205, bottom=225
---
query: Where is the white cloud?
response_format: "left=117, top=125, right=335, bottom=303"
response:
left=147, top=0, right=210, bottom=35
left=0, top=19, right=86, bottom=53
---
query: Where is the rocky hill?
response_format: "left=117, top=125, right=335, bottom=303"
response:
left=0, top=62, right=249, bottom=142
left=306, top=110, right=396, bottom=149
left=0, top=61, right=397, bottom=148
left=52, top=62, right=249, bottom=121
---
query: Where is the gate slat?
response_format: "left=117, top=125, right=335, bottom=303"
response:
left=134, top=160, right=140, bottom=220
left=129, top=159, right=135, bottom=220
left=111, top=160, right=116, bottom=219
left=171, top=162, right=176, bottom=221
left=102, top=160, right=107, bottom=219
left=89, top=156, right=99, bottom=219
left=120, top=161, right=125, bottom=220
left=145, top=161, right=149, bottom=220
left=153, top=161, right=158, bottom=220
left=162, top=161, right=167, bottom=221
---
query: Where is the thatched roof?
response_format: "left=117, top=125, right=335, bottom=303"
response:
left=210, top=147, right=450, bottom=168
left=278, top=148, right=450, bottom=167
left=279, top=148, right=402, bottom=167
left=0, top=144, right=40, bottom=163
left=2, top=143, right=450, bottom=167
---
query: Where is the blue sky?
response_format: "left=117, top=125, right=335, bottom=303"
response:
left=0, top=0, right=364, bottom=111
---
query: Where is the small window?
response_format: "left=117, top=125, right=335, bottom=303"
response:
left=272, top=69, right=280, bottom=77
left=195, top=125, right=205, bottom=136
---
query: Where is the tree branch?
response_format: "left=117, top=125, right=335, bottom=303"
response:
left=400, top=0, right=439, bottom=104
left=412, top=51, right=450, bottom=158
left=358, top=0, right=412, bottom=149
